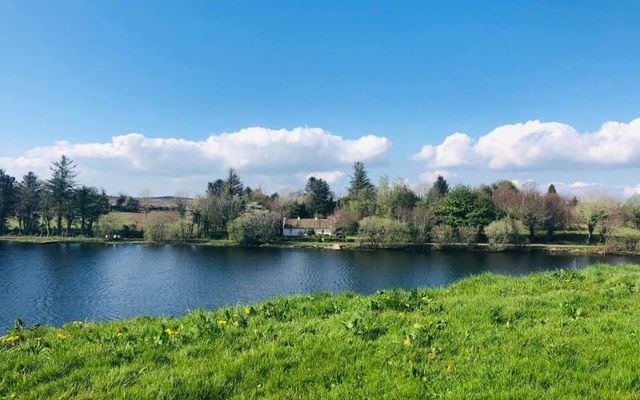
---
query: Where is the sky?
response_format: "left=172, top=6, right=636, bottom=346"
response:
left=1, top=0, right=640, bottom=198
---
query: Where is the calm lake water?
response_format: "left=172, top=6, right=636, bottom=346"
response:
left=1, top=241, right=639, bottom=330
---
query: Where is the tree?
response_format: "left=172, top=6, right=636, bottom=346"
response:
left=388, top=180, right=418, bottom=222
left=357, top=216, right=410, bottom=248
left=515, top=184, right=545, bottom=242
left=547, top=184, right=557, bottom=194
left=47, top=155, right=77, bottom=235
left=224, top=169, right=243, bottom=197
left=16, top=172, right=42, bottom=234
left=75, top=186, right=109, bottom=235
left=207, top=179, right=225, bottom=196
left=433, top=175, right=449, bottom=198
left=485, top=217, right=523, bottom=246
left=624, top=194, right=640, bottom=229
left=492, top=180, right=519, bottom=218
left=228, top=211, right=281, bottom=245
left=411, top=206, right=437, bottom=243
left=344, top=162, right=376, bottom=219
left=435, top=185, right=496, bottom=229
left=304, top=177, right=334, bottom=217
left=575, top=197, right=621, bottom=244
left=542, top=192, right=570, bottom=239
left=0, top=169, right=17, bottom=234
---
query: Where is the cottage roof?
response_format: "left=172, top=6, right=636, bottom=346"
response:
left=283, top=218, right=332, bottom=229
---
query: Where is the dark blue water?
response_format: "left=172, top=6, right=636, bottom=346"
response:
left=1, top=241, right=638, bottom=330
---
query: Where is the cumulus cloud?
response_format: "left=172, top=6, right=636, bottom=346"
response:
left=0, top=127, right=390, bottom=193
left=413, top=118, right=640, bottom=171
left=418, top=170, right=459, bottom=183
left=304, top=171, right=345, bottom=184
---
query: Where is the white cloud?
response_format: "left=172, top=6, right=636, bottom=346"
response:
left=0, top=127, right=390, bottom=194
left=623, top=185, right=640, bottom=198
left=304, top=171, right=345, bottom=184
left=413, top=118, right=640, bottom=171
left=418, top=170, right=458, bottom=183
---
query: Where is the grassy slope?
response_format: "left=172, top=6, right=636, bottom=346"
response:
left=2, top=265, right=640, bottom=399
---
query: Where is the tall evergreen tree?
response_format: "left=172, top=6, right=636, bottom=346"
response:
left=304, top=177, right=335, bottom=217
left=207, top=179, right=225, bottom=196
left=347, top=161, right=374, bottom=196
left=433, top=175, right=449, bottom=197
left=547, top=184, right=557, bottom=194
left=224, top=168, right=243, bottom=197
left=16, top=172, right=42, bottom=234
left=47, top=155, right=77, bottom=235
left=0, top=169, right=17, bottom=234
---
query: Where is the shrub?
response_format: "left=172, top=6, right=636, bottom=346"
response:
left=97, top=214, right=123, bottom=238
left=604, top=228, right=640, bottom=254
left=144, top=212, right=172, bottom=242
left=357, top=216, right=410, bottom=248
left=485, top=217, right=523, bottom=247
left=458, top=225, right=479, bottom=245
left=431, top=225, right=456, bottom=246
left=228, top=211, right=281, bottom=246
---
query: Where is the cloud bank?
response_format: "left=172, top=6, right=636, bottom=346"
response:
left=0, top=127, right=390, bottom=193
left=413, top=118, right=640, bottom=171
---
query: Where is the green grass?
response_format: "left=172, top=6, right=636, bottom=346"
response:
left=3, top=265, right=640, bottom=398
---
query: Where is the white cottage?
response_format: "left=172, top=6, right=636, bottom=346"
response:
left=282, top=217, right=333, bottom=236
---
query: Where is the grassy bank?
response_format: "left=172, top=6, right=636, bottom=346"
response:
left=0, top=235, right=609, bottom=254
left=2, top=264, right=640, bottom=398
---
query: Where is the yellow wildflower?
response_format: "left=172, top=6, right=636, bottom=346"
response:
left=164, top=328, right=175, bottom=336
left=217, top=319, right=228, bottom=327
left=398, top=312, right=406, bottom=317
left=403, top=337, right=412, bottom=347
left=244, top=306, right=252, bottom=315
left=56, top=332, right=68, bottom=340
left=116, top=332, right=124, bottom=337
left=1, top=335, right=21, bottom=345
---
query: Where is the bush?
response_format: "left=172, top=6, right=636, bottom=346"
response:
left=357, top=216, right=410, bottom=248
left=228, top=211, right=281, bottom=246
left=431, top=225, right=456, bottom=246
left=485, top=217, right=523, bottom=247
left=604, top=228, right=640, bottom=254
left=144, top=212, right=172, bottom=242
left=97, top=214, right=123, bottom=238
left=457, top=226, right=480, bottom=245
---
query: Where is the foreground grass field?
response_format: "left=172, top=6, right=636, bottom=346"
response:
left=2, top=265, right=640, bottom=399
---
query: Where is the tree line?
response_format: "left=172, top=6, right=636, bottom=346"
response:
left=2, top=156, right=640, bottom=248
left=0, top=156, right=109, bottom=236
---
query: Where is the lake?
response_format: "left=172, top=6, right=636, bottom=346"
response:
left=1, top=241, right=639, bottom=330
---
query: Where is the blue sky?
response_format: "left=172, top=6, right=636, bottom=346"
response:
left=1, top=1, right=640, bottom=196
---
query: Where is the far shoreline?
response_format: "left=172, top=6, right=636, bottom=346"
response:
left=0, top=235, right=618, bottom=255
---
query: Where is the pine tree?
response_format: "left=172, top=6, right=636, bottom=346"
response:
left=0, top=169, right=17, bottom=234
left=347, top=161, right=374, bottom=196
left=47, top=155, right=77, bottom=235
left=224, top=168, right=243, bottom=197
left=547, top=184, right=557, bottom=194
left=433, top=175, right=449, bottom=197
left=305, top=177, right=335, bottom=217
left=16, top=171, right=42, bottom=234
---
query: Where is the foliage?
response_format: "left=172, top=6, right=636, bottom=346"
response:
left=227, top=211, right=281, bottom=246
left=411, top=206, right=436, bottom=244
left=574, top=197, right=622, bottom=243
left=144, top=212, right=172, bottom=242
left=46, top=155, right=77, bottom=235
left=485, top=217, right=524, bottom=247
left=0, top=169, right=17, bottom=234
left=5, top=265, right=640, bottom=398
left=435, top=185, right=496, bottom=228
left=97, top=213, right=124, bottom=238
left=15, top=172, right=42, bottom=234
left=457, top=225, right=479, bottom=245
left=431, top=224, right=456, bottom=245
left=304, top=177, right=334, bottom=217
left=357, top=216, right=410, bottom=247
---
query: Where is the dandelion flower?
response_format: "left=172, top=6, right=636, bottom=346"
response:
left=56, top=332, right=68, bottom=340
left=164, top=328, right=174, bottom=336
left=1, top=335, right=20, bottom=345
left=244, top=307, right=252, bottom=315
left=403, top=337, right=412, bottom=347
left=217, top=319, right=228, bottom=327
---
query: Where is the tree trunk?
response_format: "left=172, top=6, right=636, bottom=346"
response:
left=57, top=215, right=63, bottom=236
left=528, top=225, right=535, bottom=243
